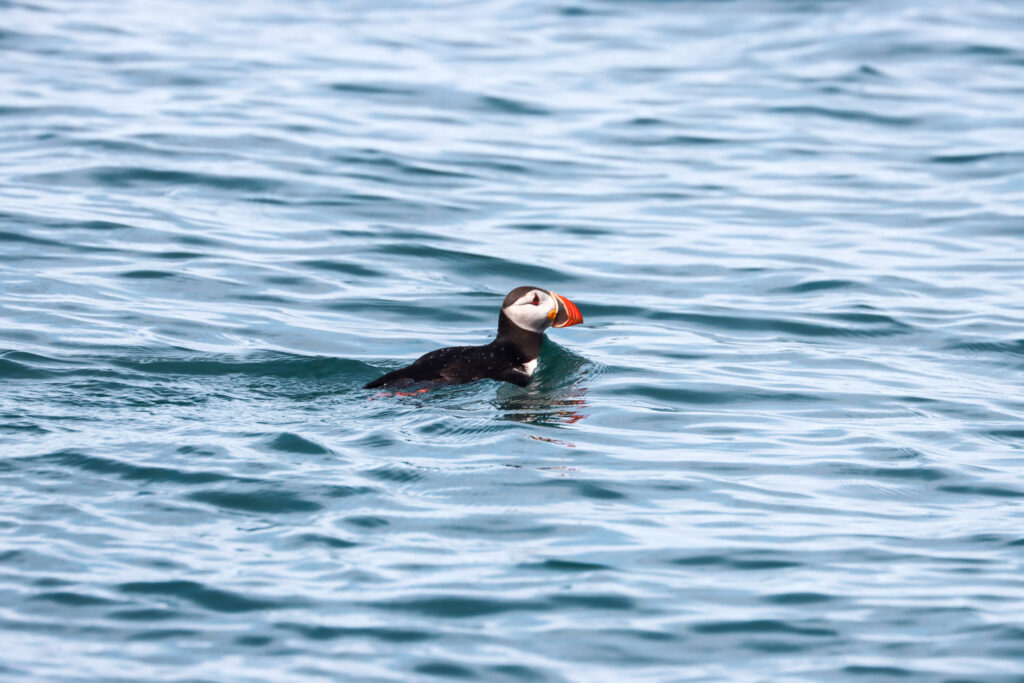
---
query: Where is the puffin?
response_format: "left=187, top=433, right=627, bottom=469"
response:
left=364, top=286, right=583, bottom=389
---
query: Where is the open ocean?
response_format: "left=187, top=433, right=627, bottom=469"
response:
left=3, top=0, right=1024, bottom=680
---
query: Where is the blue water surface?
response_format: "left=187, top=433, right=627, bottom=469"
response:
left=3, top=0, right=1024, bottom=680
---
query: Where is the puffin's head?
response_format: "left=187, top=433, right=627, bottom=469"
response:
left=501, top=286, right=583, bottom=333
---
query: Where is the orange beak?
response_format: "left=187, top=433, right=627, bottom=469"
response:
left=551, top=292, right=583, bottom=328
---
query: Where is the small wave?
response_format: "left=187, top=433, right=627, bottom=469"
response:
left=117, top=580, right=284, bottom=613
left=265, top=432, right=331, bottom=455
left=23, top=165, right=289, bottom=194
left=279, top=621, right=433, bottom=642
left=374, top=595, right=541, bottom=618
left=771, top=279, right=863, bottom=294
left=622, top=307, right=914, bottom=340
left=368, top=243, right=573, bottom=283
left=30, top=591, right=117, bottom=607
left=31, top=449, right=242, bottom=485
left=670, top=552, right=802, bottom=571
left=690, top=619, right=837, bottom=637
left=769, top=105, right=922, bottom=127
left=477, top=94, right=550, bottom=116
left=187, top=489, right=323, bottom=514
left=112, top=353, right=373, bottom=379
left=0, top=356, right=52, bottom=379
left=518, top=559, right=613, bottom=572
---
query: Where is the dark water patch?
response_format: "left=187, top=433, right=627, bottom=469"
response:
left=762, top=592, right=833, bottom=605
left=0, top=103, right=103, bottom=118
left=177, top=444, right=228, bottom=457
left=30, top=591, right=116, bottom=607
left=662, top=134, right=730, bottom=146
left=322, top=484, right=376, bottom=498
left=671, top=553, right=802, bottom=571
left=691, top=619, right=837, bottom=637
left=440, top=153, right=530, bottom=176
left=772, top=279, right=862, bottom=294
left=345, top=516, right=389, bottom=529
left=363, top=465, right=423, bottom=483
left=1, top=350, right=96, bottom=370
left=235, top=634, right=273, bottom=646
left=729, top=558, right=802, bottom=571
left=111, top=353, right=369, bottom=379
left=607, top=383, right=823, bottom=407
left=742, top=639, right=805, bottom=653
left=117, top=580, right=281, bottom=613
left=478, top=94, right=549, bottom=116
left=0, top=549, right=86, bottom=573
left=23, top=166, right=287, bottom=194
left=441, top=520, right=563, bottom=538
left=35, top=450, right=239, bottom=486
left=106, top=608, right=182, bottom=621
left=769, top=105, right=922, bottom=127
left=829, top=462, right=948, bottom=482
left=0, top=230, right=67, bottom=248
left=504, top=221, right=612, bottom=236
left=117, top=70, right=217, bottom=89
left=328, top=81, right=420, bottom=96
left=279, top=622, right=433, bottom=643
left=299, top=259, right=383, bottom=278
left=604, top=132, right=733, bottom=147
left=119, top=269, right=176, bottom=279
left=625, top=116, right=668, bottom=127
left=540, top=479, right=626, bottom=501
left=188, top=489, right=322, bottom=514
left=32, top=577, right=73, bottom=588
left=549, top=593, right=634, bottom=610
left=930, top=151, right=1024, bottom=165
left=347, top=152, right=475, bottom=180
left=266, top=432, right=330, bottom=455
left=488, top=664, right=547, bottom=681
left=127, top=628, right=202, bottom=641
left=375, top=596, right=540, bottom=618
left=987, top=429, right=1024, bottom=441
left=414, top=661, right=476, bottom=679
left=519, top=559, right=612, bottom=572
left=937, top=485, right=1024, bottom=499
left=842, top=664, right=913, bottom=677
left=945, top=340, right=1024, bottom=357
left=650, top=310, right=911, bottom=338
left=367, top=243, right=571, bottom=282
left=825, top=312, right=910, bottom=327
left=609, top=628, right=678, bottom=643
left=263, top=274, right=308, bottom=286
left=288, top=533, right=358, bottom=550
left=72, top=219, right=132, bottom=231
left=0, top=357, right=52, bottom=379
left=155, top=250, right=204, bottom=259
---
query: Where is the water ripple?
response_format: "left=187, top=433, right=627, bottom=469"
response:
left=2, top=0, right=1024, bottom=680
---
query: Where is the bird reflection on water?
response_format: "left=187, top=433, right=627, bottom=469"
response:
left=496, top=384, right=588, bottom=428
left=494, top=343, right=591, bottom=432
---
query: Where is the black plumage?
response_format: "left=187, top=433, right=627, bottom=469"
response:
left=364, top=286, right=582, bottom=390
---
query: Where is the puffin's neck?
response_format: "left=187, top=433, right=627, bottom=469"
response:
left=495, top=312, right=545, bottom=361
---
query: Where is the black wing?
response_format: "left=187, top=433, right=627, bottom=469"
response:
left=364, top=346, right=475, bottom=389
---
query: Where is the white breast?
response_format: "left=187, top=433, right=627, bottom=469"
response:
left=521, top=359, right=538, bottom=376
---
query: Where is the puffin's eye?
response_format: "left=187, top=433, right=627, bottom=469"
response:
left=531, top=294, right=540, bottom=305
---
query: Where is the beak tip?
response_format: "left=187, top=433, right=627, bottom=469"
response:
left=554, top=293, right=583, bottom=328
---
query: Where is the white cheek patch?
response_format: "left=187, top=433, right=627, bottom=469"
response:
left=521, top=359, right=538, bottom=376
left=503, top=296, right=551, bottom=332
